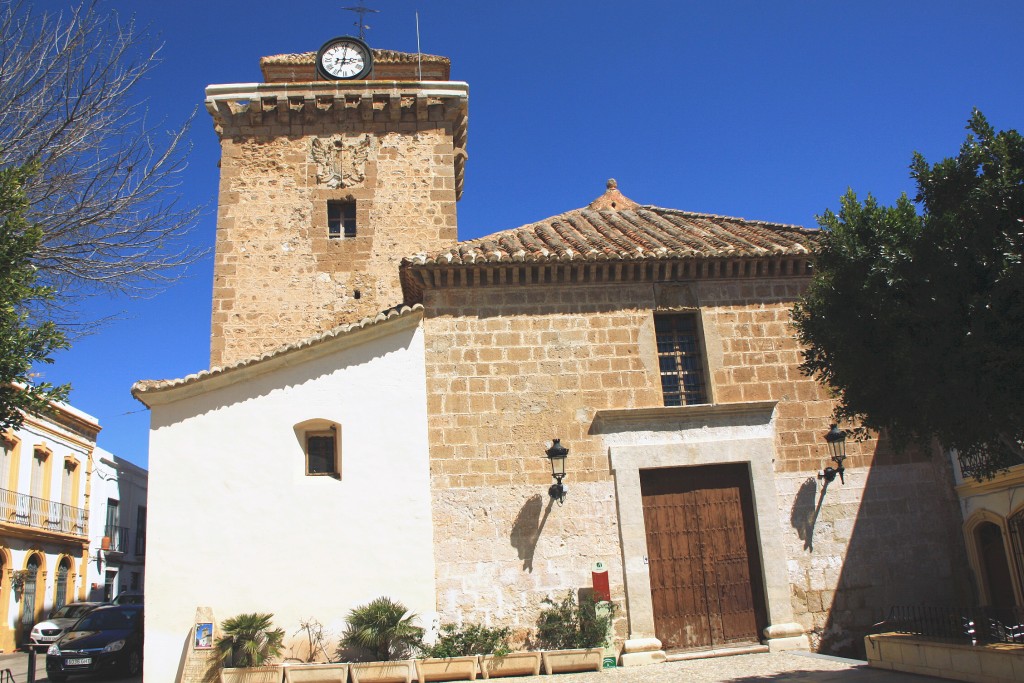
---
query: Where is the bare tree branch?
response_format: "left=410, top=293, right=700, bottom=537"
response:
left=0, top=0, right=205, bottom=328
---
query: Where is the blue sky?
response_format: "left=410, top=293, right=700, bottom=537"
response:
left=28, top=0, right=1024, bottom=468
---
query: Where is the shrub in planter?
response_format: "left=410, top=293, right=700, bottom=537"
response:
left=216, top=612, right=286, bottom=668
left=338, top=597, right=424, bottom=661
left=533, top=591, right=616, bottom=650
left=420, top=623, right=512, bottom=658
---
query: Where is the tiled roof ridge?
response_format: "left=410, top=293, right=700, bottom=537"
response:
left=644, top=205, right=816, bottom=233
left=462, top=203, right=813, bottom=248
left=404, top=202, right=819, bottom=267
left=132, top=303, right=423, bottom=395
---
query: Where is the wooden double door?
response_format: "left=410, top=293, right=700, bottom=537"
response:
left=641, top=464, right=767, bottom=651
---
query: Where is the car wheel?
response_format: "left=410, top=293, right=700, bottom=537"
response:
left=123, top=648, right=142, bottom=676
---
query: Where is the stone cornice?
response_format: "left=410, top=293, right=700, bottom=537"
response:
left=0, top=522, right=88, bottom=548
left=205, top=81, right=469, bottom=199
left=956, top=463, right=1024, bottom=497
left=592, top=401, right=778, bottom=433
left=21, top=404, right=100, bottom=444
left=400, top=255, right=812, bottom=302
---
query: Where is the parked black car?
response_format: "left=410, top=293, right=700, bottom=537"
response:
left=111, top=592, right=144, bottom=606
left=45, top=604, right=143, bottom=681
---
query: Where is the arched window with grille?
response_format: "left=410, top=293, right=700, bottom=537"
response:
left=54, top=559, right=70, bottom=610
left=20, top=554, right=40, bottom=634
left=1006, top=509, right=1024, bottom=606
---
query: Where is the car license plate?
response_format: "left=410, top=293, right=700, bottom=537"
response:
left=66, top=657, right=91, bottom=666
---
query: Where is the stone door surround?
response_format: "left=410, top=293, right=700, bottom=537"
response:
left=593, top=401, right=808, bottom=663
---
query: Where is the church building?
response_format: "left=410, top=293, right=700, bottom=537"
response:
left=133, top=37, right=969, bottom=683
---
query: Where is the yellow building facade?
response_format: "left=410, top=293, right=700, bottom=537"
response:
left=0, top=402, right=98, bottom=651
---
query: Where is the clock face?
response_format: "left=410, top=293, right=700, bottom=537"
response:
left=316, top=37, right=373, bottom=80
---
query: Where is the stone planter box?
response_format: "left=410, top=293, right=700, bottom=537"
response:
left=866, top=633, right=1024, bottom=683
left=350, top=660, right=415, bottom=683
left=282, top=663, right=350, bottom=683
left=220, top=666, right=282, bottom=683
left=478, top=652, right=542, bottom=679
left=541, top=648, right=604, bottom=675
left=415, top=656, right=478, bottom=683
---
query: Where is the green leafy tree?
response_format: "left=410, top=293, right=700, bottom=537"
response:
left=338, top=597, right=424, bottom=661
left=0, top=165, right=69, bottom=430
left=215, top=612, right=285, bottom=668
left=792, top=110, right=1024, bottom=478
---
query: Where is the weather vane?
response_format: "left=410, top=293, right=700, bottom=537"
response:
left=343, top=4, right=379, bottom=42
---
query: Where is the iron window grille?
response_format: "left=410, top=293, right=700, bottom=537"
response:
left=1007, top=510, right=1024, bottom=602
left=958, top=448, right=1024, bottom=480
left=655, top=313, right=708, bottom=406
left=306, top=432, right=338, bottom=475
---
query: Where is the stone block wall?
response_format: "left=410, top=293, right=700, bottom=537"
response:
left=421, top=275, right=967, bottom=653
left=210, top=112, right=459, bottom=367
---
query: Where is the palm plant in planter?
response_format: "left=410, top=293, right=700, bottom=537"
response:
left=216, top=612, right=286, bottom=668
left=338, top=597, right=424, bottom=661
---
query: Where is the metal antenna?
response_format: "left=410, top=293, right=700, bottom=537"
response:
left=343, top=4, right=379, bottom=42
left=415, top=11, right=422, bottom=80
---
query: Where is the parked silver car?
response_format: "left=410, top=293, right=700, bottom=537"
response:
left=29, top=602, right=103, bottom=650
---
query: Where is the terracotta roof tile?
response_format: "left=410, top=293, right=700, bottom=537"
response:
left=406, top=182, right=819, bottom=267
left=132, top=304, right=422, bottom=397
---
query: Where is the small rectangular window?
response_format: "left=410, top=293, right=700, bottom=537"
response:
left=654, top=313, right=708, bottom=406
left=328, top=201, right=357, bottom=239
left=306, top=430, right=339, bottom=476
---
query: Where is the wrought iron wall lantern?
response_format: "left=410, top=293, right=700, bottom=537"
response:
left=546, top=439, right=568, bottom=504
left=821, top=424, right=847, bottom=484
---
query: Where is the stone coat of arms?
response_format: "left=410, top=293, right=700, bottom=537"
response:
left=311, top=134, right=373, bottom=188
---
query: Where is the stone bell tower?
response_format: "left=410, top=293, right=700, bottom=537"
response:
left=204, top=45, right=467, bottom=367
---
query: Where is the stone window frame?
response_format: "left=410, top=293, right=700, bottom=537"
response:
left=0, top=433, right=19, bottom=492
left=963, top=508, right=1023, bottom=606
left=294, top=419, right=342, bottom=479
left=327, top=199, right=357, bottom=239
left=30, top=444, right=53, bottom=500
left=652, top=310, right=713, bottom=407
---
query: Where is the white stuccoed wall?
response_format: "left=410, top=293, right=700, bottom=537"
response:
left=142, top=318, right=435, bottom=682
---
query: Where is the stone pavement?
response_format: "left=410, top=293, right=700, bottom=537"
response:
left=0, top=649, right=141, bottom=683
left=508, top=652, right=952, bottom=683
left=0, top=650, right=952, bottom=682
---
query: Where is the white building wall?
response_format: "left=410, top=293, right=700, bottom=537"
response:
left=85, top=448, right=148, bottom=602
left=142, top=320, right=436, bottom=682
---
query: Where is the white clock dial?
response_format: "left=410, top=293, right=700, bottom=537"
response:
left=316, top=37, right=373, bottom=80
left=322, top=44, right=365, bottom=78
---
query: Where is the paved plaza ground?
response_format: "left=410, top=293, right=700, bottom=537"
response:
left=0, top=650, right=954, bottom=683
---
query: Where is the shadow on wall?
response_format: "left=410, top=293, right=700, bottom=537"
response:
left=790, top=477, right=821, bottom=551
left=817, top=435, right=972, bottom=657
left=510, top=494, right=554, bottom=572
